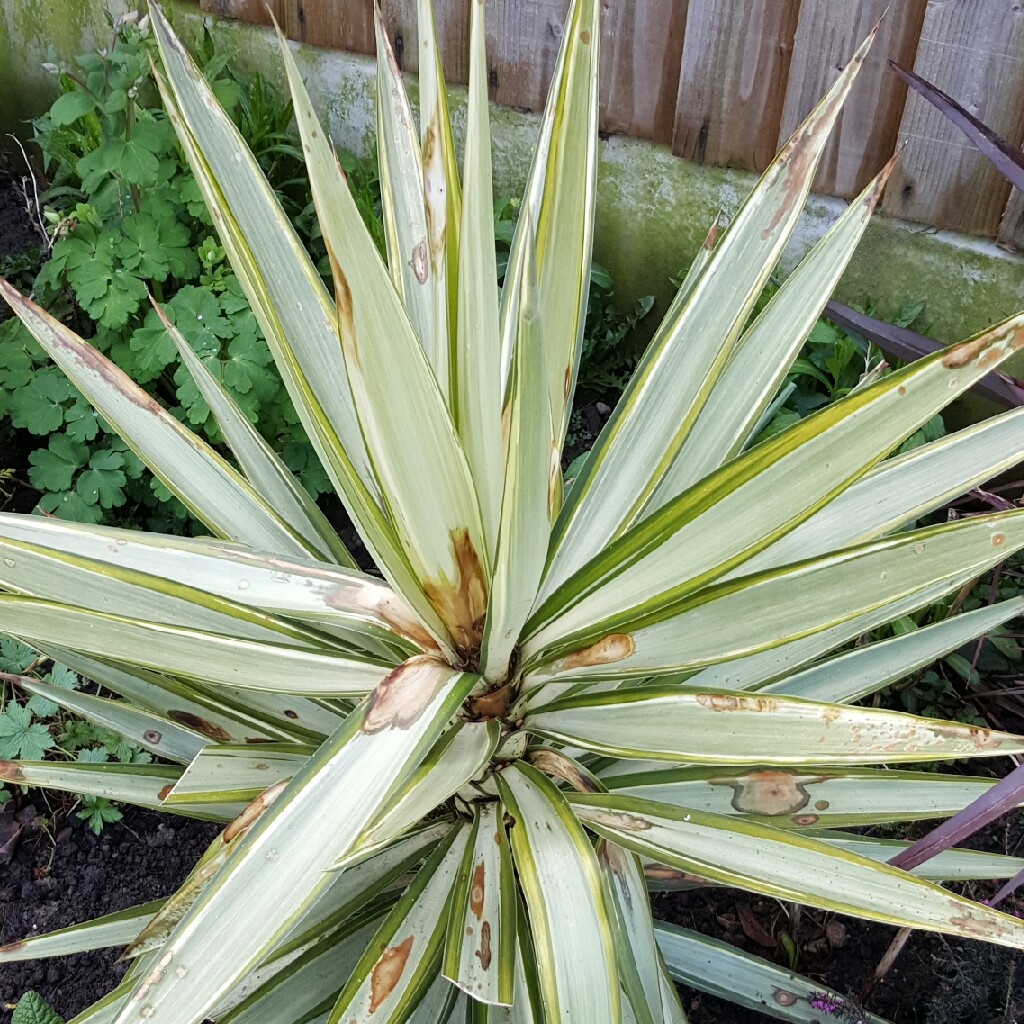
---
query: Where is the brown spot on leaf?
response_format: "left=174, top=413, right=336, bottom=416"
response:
left=772, top=989, right=798, bottom=1007
left=475, top=920, right=492, bottom=970
left=940, top=326, right=1024, bottom=370
left=0, top=760, right=24, bottom=782
left=422, top=529, right=488, bottom=658
left=328, top=248, right=358, bottom=368
left=992, top=532, right=1007, bottom=547
left=158, top=785, right=174, bottom=801
left=695, top=694, right=779, bottom=713
left=142, top=730, right=162, bottom=744
left=283, top=710, right=299, bottom=720
left=582, top=808, right=652, bottom=832
left=643, top=863, right=705, bottom=886
left=897, top=385, right=907, bottom=396
left=815, top=800, right=830, bottom=811
left=791, top=814, right=819, bottom=826
left=362, top=656, right=449, bottom=733
left=410, top=239, right=429, bottom=284
left=0, top=939, right=26, bottom=954
left=167, top=711, right=232, bottom=743
left=580, top=29, right=591, bottom=44
left=470, top=861, right=486, bottom=920
left=223, top=779, right=289, bottom=843
left=949, top=913, right=1010, bottom=940
left=370, top=935, right=414, bottom=1012
left=558, top=633, right=635, bottom=670
left=715, top=770, right=823, bottom=816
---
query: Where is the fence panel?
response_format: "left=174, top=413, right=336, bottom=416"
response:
left=776, top=0, right=926, bottom=198
left=881, top=0, right=1024, bottom=236
left=193, top=0, right=1024, bottom=243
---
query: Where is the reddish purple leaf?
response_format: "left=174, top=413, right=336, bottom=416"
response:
left=889, top=61, right=1024, bottom=195
left=888, top=763, right=1024, bottom=872
left=825, top=300, right=1024, bottom=409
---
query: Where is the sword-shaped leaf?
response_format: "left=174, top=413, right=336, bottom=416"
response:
left=539, top=29, right=875, bottom=601
left=108, top=658, right=475, bottom=1024
left=498, top=0, right=599, bottom=455
left=0, top=595, right=389, bottom=696
left=686, top=564, right=990, bottom=693
left=600, top=841, right=665, bottom=1024
left=148, top=7, right=372, bottom=491
left=0, top=512, right=428, bottom=658
left=443, top=801, right=517, bottom=1005
left=606, top=765, right=1016, bottom=830
left=527, top=311, right=1024, bottom=658
left=150, top=12, right=443, bottom=652
left=526, top=512, right=1024, bottom=683
left=416, top=0, right=462, bottom=401
left=454, top=0, right=503, bottom=554
left=375, top=8, right=433, bottom=359
left=280, top=28, right=489, bottom=658
left=654, top=922, right=891, bottom=1024
left=44, top=645, right=339, bottom=745
left=526, top=685, right=1024, bottom=764
left=737, top=403, right=1024, bottom=578
left=0, top=900, right=165, bottom=963
left=346, top=720, right=499, bottom=865
left=0, top=759, right=237, bottom=820
left=481, top=226, right=556, bottom=681
left=160, top=302, right=353, bottom=567
left=809, top=830, right=1024, bottom=881
left=573, top=793, right=1024, bottom=948
left=763, top=598, right=1024, bottom=703
left=496, top=761, right=620, bottom=1024
left=0, top=278, right=315, bottom=562
left=646, top=158, right=896, bottom=510
left=164, top=743, right=313, bottom=806
left=15, top=677, right=207, bottom=764
left=0, top=521, right=345, bottom=652
left=327, top=822, right=470, bottom=1023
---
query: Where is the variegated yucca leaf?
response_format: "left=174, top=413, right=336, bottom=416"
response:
left=1, top=1, right=1023, bottom=1021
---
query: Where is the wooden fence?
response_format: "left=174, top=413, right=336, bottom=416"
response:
left=195, top=0, right=1024, bottom=249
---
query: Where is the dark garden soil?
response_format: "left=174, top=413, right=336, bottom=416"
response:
left=0, top=169, right=43, bottom=263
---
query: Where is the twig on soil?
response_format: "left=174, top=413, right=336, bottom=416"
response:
left=861, top=926, right=911, bottom=1003
left=5, top=134, right=50, bottom=247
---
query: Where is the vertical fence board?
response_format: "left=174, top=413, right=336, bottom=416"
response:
left=672, top=0, right=801, bottom=172
left=199, top=0, right=283, bottom=25
left=777, top=0, right=927, bottom=198
left=378, top=0, right=470, bottom=85
left=999, top=188, right=1024, bottom=252
left=600, top=0, right=687, bottom=144
left=882, top=1, right=1024, bottom=236
left=191, top=0, right=1024, bottom=240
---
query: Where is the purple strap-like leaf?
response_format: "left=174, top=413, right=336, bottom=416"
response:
left=825, top=300, right=1024, bottom=409
left=888, top=762, right=1024, bottom=872
left=889, top=61, right=1024, bottom=195
left=986, top=866, right=1024, bottom=908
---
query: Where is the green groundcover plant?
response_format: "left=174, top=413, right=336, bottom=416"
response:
left=4, top=3, right=1024, bottom=1023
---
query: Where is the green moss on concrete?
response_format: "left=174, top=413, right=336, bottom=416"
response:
left=0, top=0, right=129, bottom=141
left=3, top=2, right=1021, bottom=355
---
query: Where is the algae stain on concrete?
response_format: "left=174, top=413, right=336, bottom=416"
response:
left=0, top=0, right=130, bottom=140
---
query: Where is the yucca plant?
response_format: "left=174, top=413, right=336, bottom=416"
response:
left=3, top=3, right=1024, bottom=1022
